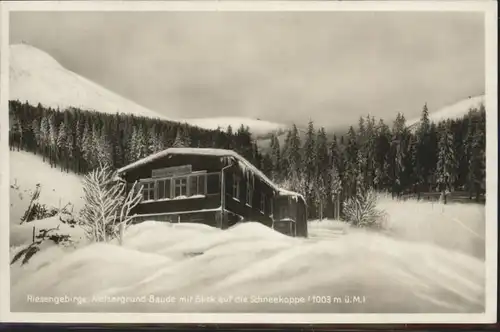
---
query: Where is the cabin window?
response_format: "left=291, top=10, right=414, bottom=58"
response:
left=246, top=175, right=254, bottom=207
left=138, top=171, right=215, bottom=203
left=189, top=174, right=206, bottom=196
left=198, top=175, right=206, bottom=194
left=157, top=179, right=171, bottom=200
left=233, top=175, right=240, bottom=200
left=174, top=178, right=188, bottom=197
left=142, top=181, right=156, bottom=202
left=260, top=194, right=266, bottom=214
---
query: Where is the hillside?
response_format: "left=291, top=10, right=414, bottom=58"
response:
left=408, top=95, right=485, bottom=127
left=9, top=44, right=286, bottom=139
left=9, top=150, right=84, bottom=225
left=10, top=44, right=167, bottom=120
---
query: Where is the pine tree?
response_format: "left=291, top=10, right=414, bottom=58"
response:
left=329, top=161, right=342, bottom=219
left=374, top=119, right=391, bottom=191
left=56, top=122, right=68, bottom=171
left=302, top=121, right=317, bottom=217
left=288, top=124, right=302, bottom=178
left=95, top=126, right=113, bottom=167
left=467, top=113, right=486, bottom=201
left=303, top=121, right=316, bottom=182
left=389, top=113, right=407, bottom=197
left=269, top=133, right=281, bottom=181
left=9, top=114, right=22, bottom=151
left=363, top=115, right=376, bottom=189
left=281, top=129, right=292, bottom=177
left=315, top=127, right=329, bottom=218
left=130, top=125, right=148, bottom=160
left=31, top=119, right=40, bottom=155
left=436, top=120, right=458, bottom=204
left=48, top=113, right=58, bottom=168
left=39, top=116, right=50, bottom=163
left=173, top=127, right=187, bottom=148
left=344, top=126, right=358, bottom=197
left=414, top=103, right=431, bottom=197
left=147, top=124, right=159, bottom=154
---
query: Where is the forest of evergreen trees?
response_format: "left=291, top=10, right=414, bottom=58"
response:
left=9, top=99, right=486, bottom=220
left=8, top=100, right=262, bottom=175
left=266, top=103, right=486, bottom=219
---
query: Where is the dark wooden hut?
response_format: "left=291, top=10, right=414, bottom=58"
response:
left=117, top=148, right=307, bottom=237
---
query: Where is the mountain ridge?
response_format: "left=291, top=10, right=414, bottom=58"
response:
left=9, top=43, right=288, bottom=138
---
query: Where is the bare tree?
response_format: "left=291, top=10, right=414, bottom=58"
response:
left=79, top=163, right=142, bottom=244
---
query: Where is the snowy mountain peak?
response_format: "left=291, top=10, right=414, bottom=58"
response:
left=9, top=44, right=287, bottom=138
left=408, top=94, right=485, bottom=127
left=10, top=43, right=168, bottom=120
left=181, top=116, right=288, bottom=137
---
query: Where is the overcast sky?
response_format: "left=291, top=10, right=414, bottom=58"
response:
left=10, top=11, right=484, bottom=129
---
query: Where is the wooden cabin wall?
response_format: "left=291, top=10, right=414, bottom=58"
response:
left=295, top=200, right=308, bottom=237
left=131, top=195, right=221, bottom=215
left=274, top=196, right=298, bottom=221
left=224, top=164, right=274, bottom=227
left=122, top=154, right=225, bottom=183
left=123, top=154, right=225, bottom=217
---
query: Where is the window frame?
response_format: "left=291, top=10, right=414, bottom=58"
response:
left=232, top=174, right=240, bottom=201
left=245, top=173, right=254, bottom=207
left=141, top=181, right=156, bottom=202
left=174, top=177, right=188, bottom=197
left=139, top=171, right=212, bottom=203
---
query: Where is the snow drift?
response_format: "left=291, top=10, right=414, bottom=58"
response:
left=11, top=197, right=485, bottom=314
left=10, top=44, right=167, bottom=120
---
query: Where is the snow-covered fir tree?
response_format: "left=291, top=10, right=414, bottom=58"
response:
left=414, top=103, right=432, bottom=196
left=466, top=111, right=486, bottom=201
left=436, top=120, right=458, bottom=203
left=269, top=133, right=281, bottom=181
left=343, top=126, right=358, bottom=197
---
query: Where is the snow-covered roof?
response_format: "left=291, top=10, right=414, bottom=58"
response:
left=117, top=148, right=305, bottom=203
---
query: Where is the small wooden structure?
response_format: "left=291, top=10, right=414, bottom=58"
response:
left=117, top=148, right=307, bottom=237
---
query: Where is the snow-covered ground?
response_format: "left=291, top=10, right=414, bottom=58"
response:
left=10, top=195, right=485, bottom=314
left=9, top=150, right=84, bottom=225
left=10, top=44, right=167, bottom=120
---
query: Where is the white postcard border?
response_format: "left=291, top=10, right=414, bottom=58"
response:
left=0, top=0, right=497, bottom=325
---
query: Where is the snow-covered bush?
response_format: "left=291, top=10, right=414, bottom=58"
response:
left=12, top=182, right=72, bottom=223
left=10, top=224, right=75, bottom=266
left=79, top=164, right=142, bottom=244
left=343, top=189, right=387, bottom=229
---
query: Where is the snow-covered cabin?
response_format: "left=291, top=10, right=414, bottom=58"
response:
left=117, top=148, right=307, bottom=237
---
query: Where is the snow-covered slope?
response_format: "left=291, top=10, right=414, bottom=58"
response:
left=181, top=116, right=288, bottom=138
left=9, top=150, right=84, bottom=225
left=10, top=194, right=485, bottom=313
left=10, top=44, right=167, bottom=119
left=408, top=95, right=485, bottom=127
left=10, top=44, right=287, bottom=138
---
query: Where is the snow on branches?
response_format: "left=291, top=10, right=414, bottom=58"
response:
left=80, top=163, right=142, bottom=244
left=343, top=189, right=387, bottom=229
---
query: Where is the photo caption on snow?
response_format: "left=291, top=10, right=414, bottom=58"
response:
left=25, top=294, right=368, bottom=307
